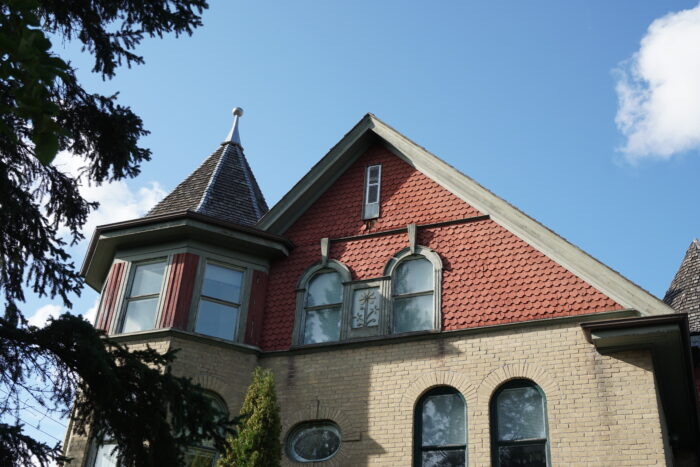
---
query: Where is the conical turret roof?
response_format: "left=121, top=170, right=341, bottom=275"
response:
left=664, top=239, right=700, bottom=332
left=146, top=108, right=268, bottom=226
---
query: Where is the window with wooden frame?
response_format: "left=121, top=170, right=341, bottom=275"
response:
left=119, top=259, right=167, bottom=333
left=294, top=260, right=351, bottom=345
left=385, top=246, right=442, bottom=335
left=363, top=164, right=381, bottom=219
left=491, top=380, right=549, bottom=467
left=414, top=386, right=467, bottom=466
left=193, top=262, right=245, bottom=341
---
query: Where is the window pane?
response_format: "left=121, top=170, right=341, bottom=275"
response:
left=290, top=423, right=341, bottom=461
left=351, top=287, right=380, bottom=328
left=94, top=443, right=119, bottom=467
left=195, top=299, right=239, bottom=341
left=363, top=202, right=379, bottom=219
left=422, top=450, right=466, bottom=467
left=184, top=447, right=217, bottom=467
left=422, top=393, right=466, bottom=447
left=393, top=294, right=433, bottom=333
left=367, top=184, right=379, bottom=203
left=201, top=264, right=243, bottom=304
left=303, top=308, right=340, bottom=344
left=306, top=272, right=342, bottom=307
left=130, top=262, right=166, bottom=297
left=498, top=444, right=546, bottom=467
left=394, top=258, right=433, bottom=295
left=122, top=298, right=158, bottom=333
left=496, top=386, right=545, bottom=441
left=368, top=165, right=380, bottom=183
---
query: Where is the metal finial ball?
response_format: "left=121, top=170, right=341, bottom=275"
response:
left=232, top=107, right=244, bottom=117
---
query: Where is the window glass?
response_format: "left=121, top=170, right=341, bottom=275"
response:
left=422, top=393, right=466, bottom=447
left=201, top=264, right=242, bottom=303
left=122, top=298, right=159, bottom=333
left=287, top=422, right=341, bottom=462
left=394, top=258, right=433, bottom=295
left=93, top=443, right=119, bottom=467
left=130, top=262, right=166, bottom=297
left=185, top=394, right=228, bottom=467
left=393, top=295, right=433, bottom=333
left=303, top=308, right=341, bottom=344
left=306, top=272, right=342, bottom=307
left=416, top=388, right=466, bottom=467
left=496, top=386, right=545, bottom=441
left=363, top=165, right=381, bottom=219
left=492, top=381, right=548, bottom=467
left=195, top=300, right=239, bottom=341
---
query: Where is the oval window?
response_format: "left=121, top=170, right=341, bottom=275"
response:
left=287, top=422, right=341, bottom=462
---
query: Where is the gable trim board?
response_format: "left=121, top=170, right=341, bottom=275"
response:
left=258, top=114, right=674, bottom=317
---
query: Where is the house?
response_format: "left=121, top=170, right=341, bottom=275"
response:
left=64, top=110, right=700, bottom=466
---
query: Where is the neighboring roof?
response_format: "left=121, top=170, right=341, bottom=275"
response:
left=147, top=110, right=268, bottom=226
left=664, top=239, right=700, bottom=332
left=257, top=113, right=675, bottom=317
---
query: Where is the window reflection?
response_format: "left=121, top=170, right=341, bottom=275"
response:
left=303, top=272, right=342, bottom=344
left=393, top=257, right=434, bottom=334
left=415, top=387, right=466, bottom=467
left=491, top=380, right=548, bottom=467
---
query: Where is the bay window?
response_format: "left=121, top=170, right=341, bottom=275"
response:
left=120, top=260, right=167, bottom=333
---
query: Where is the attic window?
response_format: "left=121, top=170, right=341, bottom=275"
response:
left=363, top=165, right=381, bottom=219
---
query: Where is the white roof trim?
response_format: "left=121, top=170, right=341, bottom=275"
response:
left=259, top=114, right=674, bottom=317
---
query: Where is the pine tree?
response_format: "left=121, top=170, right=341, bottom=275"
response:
left=218, top=367, right=282, bottom=467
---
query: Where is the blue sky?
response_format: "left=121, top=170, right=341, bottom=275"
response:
left=22, top=0, right=700, bottom=447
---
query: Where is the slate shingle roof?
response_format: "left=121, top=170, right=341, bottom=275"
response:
left=146, top=142, right=268, bottom=226
left=664, top=239, right=700, bottom=333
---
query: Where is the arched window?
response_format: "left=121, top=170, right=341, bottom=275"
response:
left=295, top=261, right=351, bottom=345
left=491, top=380, right=549, bottom=467
left=185, top=393, right=229, bottom=467
left=414, top=387, right=467, bottom=467
left=385, top=246, right=442, bottom=334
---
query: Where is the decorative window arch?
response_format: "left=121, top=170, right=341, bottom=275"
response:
left=294, top=260, right=351, bottom=345
left=490, top=379, right=550, bottom=467
left=384, top=246, right=443, bottom=334
left=414, top=386, right=467, bottom=467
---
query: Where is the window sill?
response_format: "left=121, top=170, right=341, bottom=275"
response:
left=289, top=328, right=442, bottom=352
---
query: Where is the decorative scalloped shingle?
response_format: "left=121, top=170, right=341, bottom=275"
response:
left=260, top=145, right=622, bottom=350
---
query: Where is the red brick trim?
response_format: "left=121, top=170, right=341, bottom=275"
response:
left=95, top=262, right=125, bottom=332
left=159, top=253, right=200, bottom=330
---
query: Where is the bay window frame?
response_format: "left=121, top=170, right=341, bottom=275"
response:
left=115, top=257, right=170, bottom=334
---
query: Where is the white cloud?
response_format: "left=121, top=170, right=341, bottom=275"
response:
left=27, top=304, right=63, bottom=327
left=615, top=3, right=700, bottom=160
left=52, top=151, right=166, bottom=237
left=82, top=298, right=100, bottom=325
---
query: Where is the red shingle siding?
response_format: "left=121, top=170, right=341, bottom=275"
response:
left=260, top=145, right=622, bottom=350
left=159, top=253, right=199, bottom=330
left=95, top=262, right=125, bottom=332
left=244, top=270, right=269, bottom=347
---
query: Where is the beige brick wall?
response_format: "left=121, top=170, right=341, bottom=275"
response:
left=261, top=321, right=667, bottom=467
left=64, top=322, right=668, bottom=466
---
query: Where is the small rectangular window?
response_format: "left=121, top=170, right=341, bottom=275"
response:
left=121, top=260, right=166, bottom=333
left=195, top=263, right=244, bottom=341
left=363, top=165, right=381, bottom=219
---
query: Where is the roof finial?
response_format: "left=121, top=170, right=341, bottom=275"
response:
left=224, top=107, right=244, bottom=146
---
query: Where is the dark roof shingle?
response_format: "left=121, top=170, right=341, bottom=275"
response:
left=664, top=239, right=700, bottom=332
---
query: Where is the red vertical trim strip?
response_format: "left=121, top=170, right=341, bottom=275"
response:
left=95, top=262, right=124, bottom=332
left=244, top=270, right=268, bottom=346
left=159, top=253, right=199, bottom=330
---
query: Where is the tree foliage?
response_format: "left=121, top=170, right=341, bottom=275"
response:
left=218, top=368, right=281, bottom=467
left=0, top=0, right=246, bottom=465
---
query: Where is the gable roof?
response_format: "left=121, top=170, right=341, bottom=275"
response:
left=147, top=111, right=268, bottom=226
left=664, top=239, right=700, bottom=332
left=257, top=113, right=674, bottom=316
